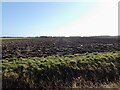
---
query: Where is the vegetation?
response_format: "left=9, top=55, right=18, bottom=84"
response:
left=2, top=37, right=120, bottom=89
left=2, top=51, right=120, bottom=89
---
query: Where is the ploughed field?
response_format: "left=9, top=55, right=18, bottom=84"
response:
left=2, top=36, right=120, bottom=89
left=2, top=37, right=120, bottom=58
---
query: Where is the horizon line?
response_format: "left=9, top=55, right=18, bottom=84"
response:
left=1, top=35, right=120, bottom=38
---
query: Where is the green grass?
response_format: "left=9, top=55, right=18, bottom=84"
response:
left=0, top=37, right=31, bottom=40
left=2, top=51, right=120, bottom=88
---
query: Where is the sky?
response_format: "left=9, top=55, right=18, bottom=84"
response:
left=2, top=1, right=118, bottom=37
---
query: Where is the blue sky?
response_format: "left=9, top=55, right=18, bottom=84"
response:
left=2, top=2, right=118, bottom=37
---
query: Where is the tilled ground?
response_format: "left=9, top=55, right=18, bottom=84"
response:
left=2, top=37, right=120, bottom=59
